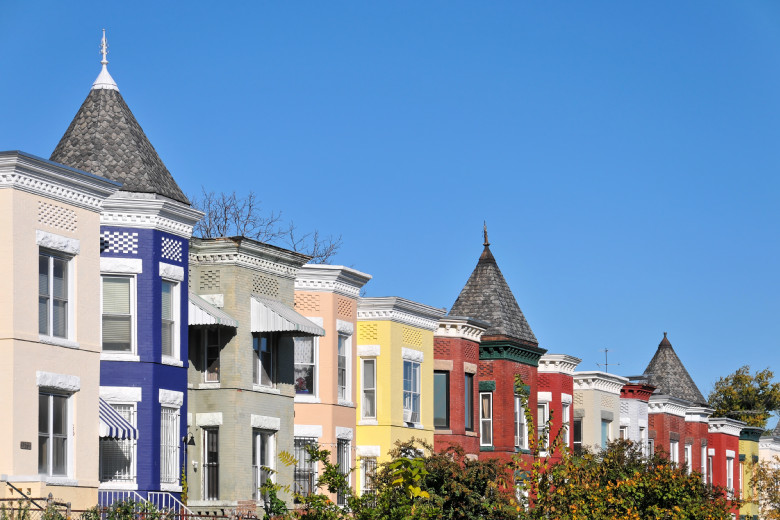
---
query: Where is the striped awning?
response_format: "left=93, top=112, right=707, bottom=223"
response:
left=99, top=398, right=138, bottom=440
left=189, top=293, right=238, bottom=328
left=250, top=296, right=325, bottom=336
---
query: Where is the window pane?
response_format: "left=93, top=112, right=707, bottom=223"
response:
left=52, top=300, right=68, bottom=338
left=481, top=394, right=491, bottom=420
left=294, top=337, right=313, bottom=364
left=260, top=339, right=273, bottom=386
left=363, top=390, right=375, bottom=418
left=294, top=365, right=314, bottom=394
left=39, top=255, right=49, bottom=296
left=161, top=282, right=172, bottom=320
left=103, top=277, right=131, bottom=314
left=433, top=371, right=449, bottom=429
left=103, top=316, right=131, bottom=351
left=52, top=258, right=67, bottom=299
left=38, top=436, right=49, bottom=473
left=52, top=395, right=67, bottom=435
left=39, top=297, right=49, bottom=335
left=161, top=322, right=173, bottom=356
left=363, top=360, right=375, bottom=389
left=39, top=394, right=49, bottom=434
left=464, top=374, right=473, bottom=431
left=53, top=437, right=67, bottom=475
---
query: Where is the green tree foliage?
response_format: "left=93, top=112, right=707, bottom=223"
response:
left=708, top=366, right=780, bottom=428
left=751, top=455, right=780, bottom=520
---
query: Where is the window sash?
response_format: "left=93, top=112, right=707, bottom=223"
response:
left=39, top=393, right=67, bottom=476
left=254, top=334, right=275, bottom=387
left=337, top=335, right=347, bottom=400
left=253, top=430, right=272, bottom=500
left=514, top=395, right=526, bottom=449
left=403, top=361, right=420, bottom=423
left=203, top=428, right=219, bottom=500
left=160, top=407, right=179, bottom=484
left=293, top=437, right=317, bottom=498
left=361, top=457, right=377, bottom=497
left=464, top=374, right=474, bottom=431
left=39, top=253, right=69, bottom=339
left=538, top=404, right=549, bottom=449
left=362, top=360, right=376, bottom=419
left=100, top=404, right=137, bottom=482
left=433, top=371, right=449, bottom=429
left=480, top=392, right=492, bottom=446
left=294, top=337, right=315, bottom=395
left=204, top=328, right=220, bottom=382
left=336, top=439, right=349, bottom=506
left=161, top=281, right=176, bottom=358
left=102, top=276, right=133, bottom=351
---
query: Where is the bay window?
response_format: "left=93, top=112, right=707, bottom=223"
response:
left=514, top=395, right=526, bottom=450
left=161, top=280, right=179, bottom=359
left=39, top=252, right=70, bottom=339
left=480, top=392, right=493, bottom=446
left=337, top=334, right=348, bottom=400
left=253, top=334, right=276, bottom=387
left=294, top=336, right=316, bottom=395
left=99, top=403, right=136, bottom=482
left=102, top=275, right=134, bottom=352
left=160, top=406, right=180, bottom=486
left=464, top=374, right=474, bottom=431
left=402, top=360, right=420, bottom=424
left=433, top=371, right=450, bottom=429
left=362, top=359, right=376, bottom=419
left=38, top=392, right=68, bottom=476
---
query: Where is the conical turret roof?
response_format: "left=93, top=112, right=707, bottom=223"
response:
left=449, top=231, right=538, bottom=345
left=642, top=333, right=706, bottom=405
left=50, top=39, right=189, bottom=204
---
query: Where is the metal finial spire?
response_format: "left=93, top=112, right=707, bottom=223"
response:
left=100, top=29, right=109, bottom=65
left=483, top=221, right=490, bottom=246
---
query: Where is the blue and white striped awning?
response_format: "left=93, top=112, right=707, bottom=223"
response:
left=99, top=398, right=138, bottom=440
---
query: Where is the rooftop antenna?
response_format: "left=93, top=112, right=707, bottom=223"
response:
left=597, top=348, right=620, bottom=373
left=100, top=28, right=109, bottom=65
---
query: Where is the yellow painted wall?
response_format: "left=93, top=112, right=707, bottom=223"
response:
left=739, top=438, right=759, bottom=519
left=355, top=318, right=434, bottom=494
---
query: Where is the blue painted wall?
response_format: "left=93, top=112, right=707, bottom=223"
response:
left=100, top=226, right=189, bottom=497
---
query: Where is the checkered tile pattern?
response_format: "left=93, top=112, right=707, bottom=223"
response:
left=100, top=231, right=139, bottom=254
left=161, top=237, right=183, bottom=262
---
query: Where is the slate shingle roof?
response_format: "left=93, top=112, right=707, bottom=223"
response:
left=642, top=333, right=707, bottom=405
left=50, top=87, right=189, bottom=204
left=449, top=242, right=538, bottom=345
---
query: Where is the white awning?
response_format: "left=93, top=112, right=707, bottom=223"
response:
left=189, top=293, right=238, bottom=328
left=99, top=398, right=138, bottom=440
left=250, top=296, right=325, bottom=336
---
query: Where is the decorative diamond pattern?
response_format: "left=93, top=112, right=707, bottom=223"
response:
left=100, top=231, right=139, bottom=254
left=161, top=237, right=183, bottom=262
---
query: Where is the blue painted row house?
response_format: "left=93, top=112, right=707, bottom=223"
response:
left=49, top=35, right=203, bottom=506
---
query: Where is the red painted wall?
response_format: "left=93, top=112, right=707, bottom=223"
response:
left=433, top=336, right=480, bottom=455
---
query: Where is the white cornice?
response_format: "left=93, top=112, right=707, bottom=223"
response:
left=573, top=371, right=628, bottom=395
left=101, top=192, right=202, bottom=238
left=295, top=264, right=372, bottom=298
left=190, top=237, right=309, bottom=279
left=758, top=437, right=780, bottom=453
left=358, top=297, right=445, bottom=331
left=435, top=316, right=488, bottom=342
left=647, top=395, right=690, bottom=418
left=539, top=354, right=582, bottom=375
left=0, top=151, right=119, bottom=211
left=708, top=418, right=746, bottom=437
left=685, top=406, right=714, bottom=423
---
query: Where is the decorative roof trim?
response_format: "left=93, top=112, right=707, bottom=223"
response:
left=479, top=339, right=546, bottom=367
left=538, top=354, right=582, bottom=375
left=620, top=383, right=656, bottom=402
left=684, top=406, right=714, bottom=423
left=295, top=264, right=372, bottom=297
left=573, top=371, right=629, bottom=395
left=708, top=418, right=746, bottom=437
left=0, top=151, right=119, bottom=211
left=190, top=237, right=310, bottom=280
left=647, top=395, right=690, bottom=417
left=357, top=297, right=445, bottom=331
left=435, top=316, right=489, bottom=342
left=101, top=192, right=202, bottom=238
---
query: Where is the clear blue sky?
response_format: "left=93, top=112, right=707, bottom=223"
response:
left=2, top=2, right=779, bottom=411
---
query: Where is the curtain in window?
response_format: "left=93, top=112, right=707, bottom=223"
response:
left=294, top=337, right=314, bottom=394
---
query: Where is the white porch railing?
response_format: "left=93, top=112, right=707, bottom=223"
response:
left=98, top=490, right=148, bottom=510
left=147, top=492, right=194, bottom=516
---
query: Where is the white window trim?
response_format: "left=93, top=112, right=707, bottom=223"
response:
left=669, top=440, right=679, bottom=464
left=160, top=279, right=181, bottom=364
left=562, top=402, right=571, bottom=447
left=99, top=401, right=138, bottom=489
left=38, top=392, right=73, bottom=478
left=402, top=360, right=421, bottom=426
left=538, top=402, right=550, bottom=452
left=361, top=358, right=377, bottom=420
left=479, top=392, right=493, bottom=447
left=294, top=336, right=319, bottom=403
left=38, top=249, right=76, bottom=345
left=160, top=405, right=181, bottom=491
left=337, top=333, right=352, bottom=406
left=100, top=273, right=138, bottom=357
left=514, top=394, right=527, bottom=450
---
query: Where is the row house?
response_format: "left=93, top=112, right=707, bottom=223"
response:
left=619, top=382, right=654, bottom=451
left=0, top=151, right=119, bottom=507
left=186, top=237, right=326, bottom=511
left=538, top=355, right=580, bottom=456
left=572, top=372, right=628, bottom=452
left=737, top=427, right=762, bottom=520
left=47, top=41, right=203, bottom=507
left=354, top=297, right=445, bottom=496
left=293, top=265, right=372, bottom=505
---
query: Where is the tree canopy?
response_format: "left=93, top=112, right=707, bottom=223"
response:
left=707, top=365, right=780, bottom=429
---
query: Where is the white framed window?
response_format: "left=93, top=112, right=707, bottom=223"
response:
left=39, top=251, right=72, bottom=340
left=203, top=427, right=219, bottom=500
left=648, top=438, right=655, bottom=457
left=669, top=440, right=679, bottom=464
left=701, top=445, right=707, bottom=482
left=640, top=427, right=647, bottom=456
left=204, top=328, right=220, bottom=382
left=600, top=419, right=611, bottom=449
left=99, top=403, right=137, bottom=483
left=336, top=439, right=350, bottom=506
left=293, top=437, right=317, bottom=497
left=337, top=334, right=348, bottom=401
left=160, top=406, right=180, bottom=486
left=573, top=418, right=583, bottom=454
left=538, top=403, right=550, bottom=450
left=101, top=275, right=136, bottom=353
left=362, top=359, right=376, bottom=419
left=253, top=430, right=274, bottom=500
left=161, top=280, right=180, bottom=360
left=707, top=455, right=713, bottom=485
left=514, top=395, right=526, bottom=450
left=480, top=392, right=493, bottom=446
left=38, top=392, right=69, bottom=476
left=294, top=336, right=316, bottom=396
left=726, top=455, right=734, bottom=493
left=402, top=360, right=420, bottom=424
left=684, top=444, right=693, bottom=474
left=253, top=334, right=276, bottom=387
left=361, top=457, right=377, bottom=497
left=562, top=403, right=571, bottom=446
left=619, top=426, right=628, bottom=440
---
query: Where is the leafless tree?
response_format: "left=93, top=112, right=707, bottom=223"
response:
left=190, top=187, right=342, bottom=264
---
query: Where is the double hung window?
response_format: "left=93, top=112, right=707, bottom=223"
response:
left=99, top=403, right=136, bottom=482
left=39, top=392, right=68, bottom=476
left=701, top=445, right=707, bottom=482
left=562, top=403, right=571, bottom=445
left=726, top=456, right=734, bottom=493
left=480, top=392, right=493, bottom=446
left=102, top=276, right=134, bottom=352
left=293, top=437, right=317, bottom=498
left=294, top=337, right=315, bottom=395
left=253, top=430, right=273, bottom=500
left=433, top=371, right=450, bottom=429
left=336, top=439, right=349, bottom=506
left=573, top=418, right=583, bottom=454
left=39, top=252, right=69, bottom=339
left=600, top=420, right=611, bottom=449
left=337, top=334, right=348, bottom=400
left=160, top=406, right=180, bottom=486
left=204, top=328, right=220, bottom=382
left=203, top=428, right=219, bottom=500
left=538, top=403, right=550, bottom=450
left=464, top=374, right=474, bottom=431
left=362, top=359, right=376, bottom=419
left=402, top=361, right=421, bottom=424
left=669, top=440, right=679, bottom=464
left=514, top=395, right=526, bottom=450
left=684, top=444, right=692, bottom=474
left=361, top=457, right=377, bottom=498
left=253, top=334, right=276, bottom=387
left=161, top=281, right=179, bottom=358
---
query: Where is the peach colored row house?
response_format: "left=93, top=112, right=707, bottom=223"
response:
left=0, top=151, right=119, bottom=507
left=293, top=265, right=372, bottom=505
